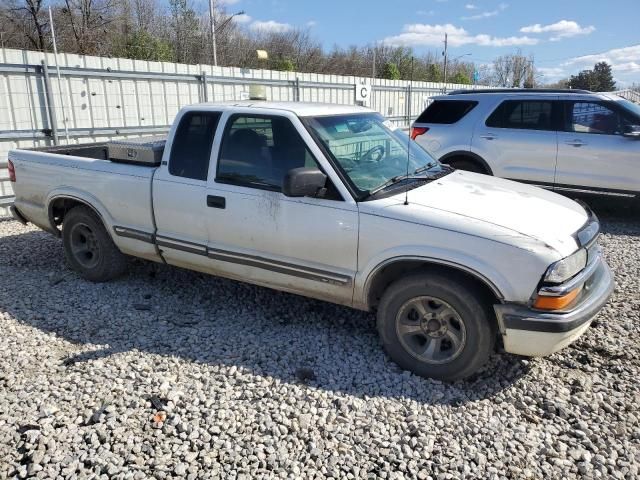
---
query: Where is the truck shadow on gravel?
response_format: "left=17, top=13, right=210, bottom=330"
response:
left=0, top=208, right=636, bottom=404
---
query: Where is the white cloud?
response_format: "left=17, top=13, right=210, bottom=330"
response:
left=520, top=20, right=595, bottom=41
left=465, top=3, right=478, bottom=9
left=219, top=0, right=241, bottom=4
left=306, top=20, right=317, bottom=27
left=537, top=44, right=640, bottom=85
left=417, top=9, right=435, bottom=16
left=462, top=3, right=508, bottom=21
left=249, top=20, right=293, bottom=33
left=234, top=13, right=252, bottom=24
left=564, top=44, right=640, bottom=72
left=383, top=23, right=538, bottom=48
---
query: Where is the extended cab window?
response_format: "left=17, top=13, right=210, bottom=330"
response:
left=486, top=100, right=553, bottom=131
left=169, top=111, right=220, bottom=180
left=564, top=101, right=628, bottom=135
left=217, top=115, right=319, bottom=191
left=415, top=100, right=478, bottom=124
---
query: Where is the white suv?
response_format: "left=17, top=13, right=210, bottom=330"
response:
left=411, top=89, right=640, bottom=201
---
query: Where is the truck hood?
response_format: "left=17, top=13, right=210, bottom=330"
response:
left=374, top=170, right=588, bottom=257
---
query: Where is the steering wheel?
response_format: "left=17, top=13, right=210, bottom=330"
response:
left=361, top=145, right=385, bottom=163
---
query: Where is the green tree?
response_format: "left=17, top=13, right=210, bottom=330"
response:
left=118, top=31, right=174, bottom=62
left=593, top=62, right=616, bottom=91
left=425, top=63, right=442, bottom=82
left=450, top=71, right=471, bottom=85
left=568, top=62, right=616, bottom=92
left=273, top=57, right=295, bottom=71
left=382, top=62, right=401, bottom=80
left=568, top=70, right=597, bottom=90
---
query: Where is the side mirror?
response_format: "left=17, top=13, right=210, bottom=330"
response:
left=282, top=167, right=327, bottom=197
left=623, top=125, right=640, bottom=139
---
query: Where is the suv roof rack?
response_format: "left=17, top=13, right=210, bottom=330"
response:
left=447, top=88, right=593, bottom=95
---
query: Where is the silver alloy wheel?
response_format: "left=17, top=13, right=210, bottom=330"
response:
left=69, top=222, right=100, bottom=269
left=395, top=296, right=467, bottom=364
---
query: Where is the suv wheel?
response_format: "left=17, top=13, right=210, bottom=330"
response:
left=377, top=273, right=496, bottom=381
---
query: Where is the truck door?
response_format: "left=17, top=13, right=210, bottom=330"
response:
left=204, top=111, right=358, bottom=305
left=153, top=110, right=221, bottom=270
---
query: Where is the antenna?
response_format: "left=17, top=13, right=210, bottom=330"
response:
left=404, top=56, right=414, bottom=206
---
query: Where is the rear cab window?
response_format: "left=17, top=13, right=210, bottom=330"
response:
left=415, top=100, right=478, bottom=124
left=486, top=100, right=555, bottom=131
left=169, top=111, right=221, bottom=180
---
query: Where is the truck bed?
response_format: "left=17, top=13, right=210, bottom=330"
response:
left=9, top=141, right=159, bottom=254
left=31, top=136, right=167, bottom=167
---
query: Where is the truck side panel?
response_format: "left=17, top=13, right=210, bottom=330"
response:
left=10, top=150, right=161, bottom=262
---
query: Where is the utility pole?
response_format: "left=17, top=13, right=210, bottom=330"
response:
left=208, top=0, right=217, bottom=66
left=372, top=46, right=376, bottom=79
left=49, top=6, right=69, bottom=143
left=442, top=33, right=448, bottom=85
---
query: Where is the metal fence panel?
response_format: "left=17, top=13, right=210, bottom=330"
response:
left=0, top=47, right=486, bottom=216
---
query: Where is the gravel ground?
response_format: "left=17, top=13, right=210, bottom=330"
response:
left=0, top=207, right=638, bottom=480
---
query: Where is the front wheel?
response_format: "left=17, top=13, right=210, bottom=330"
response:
left=377, top=273, right=496, bottom=381
left=62, top=206, right=128, bottom=282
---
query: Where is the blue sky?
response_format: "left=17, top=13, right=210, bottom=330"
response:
left=220, top=0, right=640, bottom=86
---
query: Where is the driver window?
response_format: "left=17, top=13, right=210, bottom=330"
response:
left=217, top=115, right=319, bottom=191
left=567, top=102, right=623, bottom=135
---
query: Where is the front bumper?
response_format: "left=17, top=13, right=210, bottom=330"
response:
left=494, top=256, right=614, bottom=357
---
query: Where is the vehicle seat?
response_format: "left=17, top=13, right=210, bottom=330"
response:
left=536, top=112, right=549, bottom=129
left=224, top=129, right=268, bottom=163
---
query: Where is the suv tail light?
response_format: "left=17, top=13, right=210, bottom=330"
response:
left=410, top=126, right=429, bottom=140
left=8, top=159, right=16, bottom=182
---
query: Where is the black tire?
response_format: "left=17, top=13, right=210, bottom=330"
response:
left=377, top=273, right=496, bottom=381
left=62, top=206, right=127, bottom=282
left=447, top=158, right=487, bottom=174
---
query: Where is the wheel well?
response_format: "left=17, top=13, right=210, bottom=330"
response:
left=48, top=197, right=102, bottom=235
left=366, top=260, right=500, bottom=312
left=439, top=152, right=492, bottom=175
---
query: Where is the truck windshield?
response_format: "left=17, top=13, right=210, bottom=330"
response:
left=304, top=113, right=446, bottom=197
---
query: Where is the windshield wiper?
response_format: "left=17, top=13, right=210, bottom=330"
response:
left=367, top=172, right=435, bottom=197
left=413, top=162, right=438, bottom=175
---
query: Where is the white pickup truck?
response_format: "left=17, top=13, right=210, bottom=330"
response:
left=8, top=101, right=614, bottom=381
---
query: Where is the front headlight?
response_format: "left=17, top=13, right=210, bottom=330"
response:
left=544, top=249, right=587, bottom=284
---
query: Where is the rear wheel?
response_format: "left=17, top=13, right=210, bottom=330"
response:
left=62, top=206, right=127, bottom=282
left=377, top=273, right=496, bottom=381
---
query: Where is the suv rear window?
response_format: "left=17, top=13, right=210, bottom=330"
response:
left=415, top=100, right=478, bottom=124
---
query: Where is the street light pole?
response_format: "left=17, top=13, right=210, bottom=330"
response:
left=443, top=33, right=448, bottom=85
left=208, top=0, right=217, bottom=66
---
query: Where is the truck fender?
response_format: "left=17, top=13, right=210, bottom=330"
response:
left=355, top=246, right=519, bottom=310
left=46, top=187, right=116, bottom=238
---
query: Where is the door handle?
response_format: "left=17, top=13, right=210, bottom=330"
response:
left=565, top=139, right=586, bottom=147
left=480, top=133, right=497, bottom=140
left=207, top=195, right=226, bottom=209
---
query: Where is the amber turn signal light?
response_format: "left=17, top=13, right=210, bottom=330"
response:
left=533, top=287, right=582, bottom=311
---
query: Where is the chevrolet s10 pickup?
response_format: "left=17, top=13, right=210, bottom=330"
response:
left=8, top=101, right=614, bottom=380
